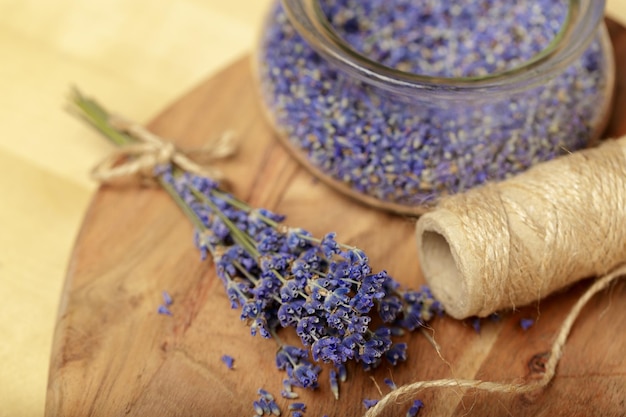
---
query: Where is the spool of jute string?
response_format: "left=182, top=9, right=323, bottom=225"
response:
left=91, top=114, right=236, bottom=184
left=365, top=137, right=626, bottom=417
left=417, top=136, right=626, bottom=319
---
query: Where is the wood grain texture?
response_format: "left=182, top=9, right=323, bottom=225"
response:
left=47, top=23, right=626, bottom=417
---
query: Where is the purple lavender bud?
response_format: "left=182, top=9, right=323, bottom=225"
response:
left=288, top=403, right=306, bottom=411
left=329, top=369, right=339, bottom=400
left=277, top=345, right=321, bottom=388
left=363, top=399, right=379, bottom=409
left=220, top=355, right=234, bottom=370
left=258, top=388, right=274, bottom=401
left=390, top=327, right=405, bottom=337
left=269, top=400, right=281, bottom=416
left=406, top=399, right=424, bottom=417
left=162, top=291, right=173, bottom=306
left=384, top=378, right=397, bottom=390
left=472, top=317, right=481, bottom=334
left=520, top=318, right=535, bottom=331
left=253, top=400, right=264, bottom=416
left=490, top=313, right=501, bottom=322
left=281, top=390, right=299, bottom=399
left=336, top=363, right=347, bottom=382
left=259, top=398, right=271, bottom=414
left=157, top=305, right=172, bottom=316
left=320, top=232, right=340, bottom=258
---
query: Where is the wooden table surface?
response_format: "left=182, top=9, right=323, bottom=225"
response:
left=1, top=1, right=625, bottom=416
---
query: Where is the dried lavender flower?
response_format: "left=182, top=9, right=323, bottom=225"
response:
left=281, top=379, right=299, bottom=399
left=70, top=89, right=445, bottom=399
left=336, top=363, right=347, bottom=382
left=254, top=390, right=281, bottom=416
left=329, top=369, right=339, bottom=400
left=258, top=388, right=275, bottom=401
left=162, top=290, right=173, bottom=306
left=520, top=318, right=535, bottom=331
left=471, top=317, right=481, bottom=334
left=157, top=305, right=172, bottom=316
left=221, top=354, right=235, bottom=370
left=288, top=403, right=306, bottom=411
left=159, top=166, right=444, bottom=377
left=363, top=399, right=379, bottom=409
left=270, top=401, right=281, bottom=416
left=383, top=378, right=397, bottom=390
left=406, top=399, right=424, bottom=417
left=276, top=345, right=321, bottom=388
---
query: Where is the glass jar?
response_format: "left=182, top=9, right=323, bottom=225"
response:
left=255, top=0, right=614, bottom=214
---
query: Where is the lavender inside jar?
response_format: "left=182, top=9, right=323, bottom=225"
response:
left=256, top=0, right=614, bottom=213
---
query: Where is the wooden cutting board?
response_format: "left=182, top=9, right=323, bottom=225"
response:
left=46, top=20, right=626, bottom=417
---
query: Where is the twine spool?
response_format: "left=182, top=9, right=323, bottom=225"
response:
left=416, top=137, right=626, bottom=319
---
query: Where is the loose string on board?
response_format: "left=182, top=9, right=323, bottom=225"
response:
left=364, top=261, right=625, bottom=417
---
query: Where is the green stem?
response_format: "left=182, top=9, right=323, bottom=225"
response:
left=233, top=261, right=259, bottom=285
left=70, top=88, right=214, bottom=237
left=212, top=189, right=252, bottom=212
left=189, top=186, right=259, bottom=257
left=158, top=175, right=207, bottom=232
left=69, top=88, right=135, bottom=146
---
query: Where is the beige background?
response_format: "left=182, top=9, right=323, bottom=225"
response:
left=0, top=1, right=624, bottom=415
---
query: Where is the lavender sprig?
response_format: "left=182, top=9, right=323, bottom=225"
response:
left=69, top=89, right=444, bottom=392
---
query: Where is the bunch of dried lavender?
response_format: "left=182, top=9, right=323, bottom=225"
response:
left=70, top=89, right=443, bottom=393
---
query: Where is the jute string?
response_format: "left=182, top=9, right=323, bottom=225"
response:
left=91, top=115, right=236, bottom=183
left=416, top=137, right=626, bottom=319
left=367, top=138, right=626, bottom=416
left=364, top=264, right=625, bottom=417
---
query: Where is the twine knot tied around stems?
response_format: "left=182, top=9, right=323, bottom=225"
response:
left=91, top=115, right=236, bottom=184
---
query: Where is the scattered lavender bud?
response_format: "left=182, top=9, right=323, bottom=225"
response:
left=281, top=390, right=299, bottom=400
left=385, top=343, right=407, bottom=366
left=329, top=369, right=339, bottom=400
left=258, top=388, right=275, bottom=401
left=363, top=399, right=379, bottom=409
left=276, top=345, right=321, bottom=389
left=254, top=389, right=281, bottom=416
left=282, top=379, right=292, bottom=392
left=253, top=400, right=265, bottom=416
left=336, top=363, right=347, bottom=382
left=221, top=354, right=235, bottom=370
left=291, top=412, right=302, bottom=417
left=269, top=401, right=281, bottom=416
left=157, top=305, right=172, bottom=316
left=472, top=317, right=481, bottom=334
left=520, top=318, right=535, bottom=331
left=390, top=327, right=405, bottom=337
left=406, top=399, right=424, bottom=417
left=280, top=379, right=299, bottom=399
left=383, top=378, right=397, bottom=390
left=489, top=313, right=501, bottom=322
left=288, top=403, right=306, bottom=411
left=162, top=290, right=173, bottom=306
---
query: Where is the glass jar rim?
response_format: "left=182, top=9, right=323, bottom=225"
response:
left=281, top=0, right=606, bottom=98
